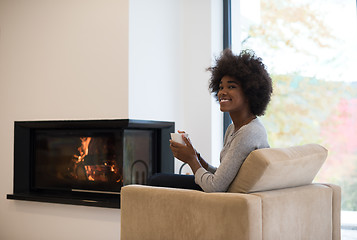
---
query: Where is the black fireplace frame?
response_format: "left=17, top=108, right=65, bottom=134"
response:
left=7, top=119, right=174, bottom=208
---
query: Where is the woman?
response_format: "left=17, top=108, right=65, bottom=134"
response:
left=150, top=49, right=273, bottom=192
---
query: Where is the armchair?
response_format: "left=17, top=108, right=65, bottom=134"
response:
left=120, top=144, right=341, bottom=240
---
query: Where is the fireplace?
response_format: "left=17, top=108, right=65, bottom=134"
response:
left=7, top=119, right=174, bottom=208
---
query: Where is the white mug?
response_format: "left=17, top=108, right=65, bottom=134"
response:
left=170, top=133, right=188, bottom=145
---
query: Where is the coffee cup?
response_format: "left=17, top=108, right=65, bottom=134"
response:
left=170, top=133, right=188, bottom=145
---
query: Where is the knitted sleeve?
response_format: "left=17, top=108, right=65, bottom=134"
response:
left=194, top=119, right=269, bottom=192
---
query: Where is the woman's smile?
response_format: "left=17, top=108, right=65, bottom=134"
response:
left=219, top=97, right=231, bottom=103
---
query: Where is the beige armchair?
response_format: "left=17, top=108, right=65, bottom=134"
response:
left=120, top=144, right=341, bottom=240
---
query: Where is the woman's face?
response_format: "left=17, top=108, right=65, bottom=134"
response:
left=217, top=76, right=249, bottom=114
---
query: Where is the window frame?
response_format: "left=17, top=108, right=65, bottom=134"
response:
left=223, top=0, right=232, bottom=137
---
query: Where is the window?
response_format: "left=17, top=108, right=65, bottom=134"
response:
left=227, top=0, right=357, bottom=213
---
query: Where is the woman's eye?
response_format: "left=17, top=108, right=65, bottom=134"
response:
left=228, top=85, right=236, bottom=89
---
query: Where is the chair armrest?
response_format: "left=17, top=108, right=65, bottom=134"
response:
left=252, top=184, right=338, bottom=240
left=321, top=183, right=341, bottom=240
left=121, top=185, right=262, bottom=240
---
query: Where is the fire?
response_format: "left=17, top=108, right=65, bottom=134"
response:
left=70, top=137, right=123, bottom=184
left=74, top=137, right=92, bottom=163
left=84, top=165, right=95, bottom=181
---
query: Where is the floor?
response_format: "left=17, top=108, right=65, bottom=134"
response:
left=342, top=229, right=357, bottom=240
left=342, top=211, right=357, bottom=240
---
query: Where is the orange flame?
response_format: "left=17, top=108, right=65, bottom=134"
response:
left=70, top=137, right=123, bottom=184
left=74, top=137, right=92, bottom=163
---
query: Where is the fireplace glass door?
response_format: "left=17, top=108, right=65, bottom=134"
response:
left=34, top=129, right=125, bottom=193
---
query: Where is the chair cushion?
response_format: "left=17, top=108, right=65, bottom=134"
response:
left=227, top=144, right=328, bottom=193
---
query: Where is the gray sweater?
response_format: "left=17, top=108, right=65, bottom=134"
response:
left=195, top=118, right=269, bottom=192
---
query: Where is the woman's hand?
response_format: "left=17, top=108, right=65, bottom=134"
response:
left=170, top=132, right=201, bottom=173
left=170, top=136, right=195, bottom=163
left=176, top=130, right=201, bottom=159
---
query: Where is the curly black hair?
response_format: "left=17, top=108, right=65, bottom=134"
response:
left=208, top=49, right=273, bottom=116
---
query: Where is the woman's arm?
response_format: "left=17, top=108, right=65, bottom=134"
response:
left=195, top=119, right=269, bottom=192
left=196, top=152, right=208, bottom=169
left=196, top=152, right=217, bottom=173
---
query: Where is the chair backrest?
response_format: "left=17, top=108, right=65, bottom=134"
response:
left=228, top=144, right=328, bottom=193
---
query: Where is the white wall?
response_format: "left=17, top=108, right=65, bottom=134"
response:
left=0, top=0, right=222, bottom=239
left=0, top=1, right=128, bottom=239
left=129, top=0, right=223, bottom=170
left=129, top=0, right=181, bottom=123
left=0, top=0, right=130, bottom=121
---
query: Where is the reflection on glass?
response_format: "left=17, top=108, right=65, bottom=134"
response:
left=123, top=129, right=153, bottom=186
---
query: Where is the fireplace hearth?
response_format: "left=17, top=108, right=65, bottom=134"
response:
left=7, top=119, right=174, bottom=208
